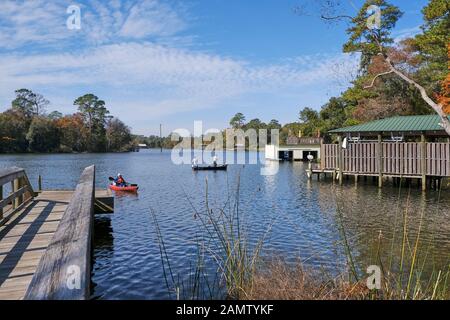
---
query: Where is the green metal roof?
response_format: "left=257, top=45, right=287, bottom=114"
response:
left=329, top=115, right=450, bottom=134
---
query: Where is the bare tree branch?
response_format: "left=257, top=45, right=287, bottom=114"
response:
left=366, top=29, right=450, bottom=135
left=364, top=70, right=394, bottom=89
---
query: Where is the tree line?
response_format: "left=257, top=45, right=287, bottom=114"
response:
left=0, top=89, right=136, bottom=153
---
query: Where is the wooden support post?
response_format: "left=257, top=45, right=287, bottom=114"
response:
left=378, top=134, right=383, bottom=188
left=14, top=178, right=21, bottom=207
left=355, top=174, right=358, bottom=186
left=421, top=133, right=427, bottom=191
left=337, top=135, right=343, bottom=186
left=11, top=180, right=18, bottom=209
left=18, top=177, right=24, bottom=205
left=320, top=139, right=324, bottom=170
left=38, top=175, right=42, bottom=192
left=0, top=185, right=3, bottom=220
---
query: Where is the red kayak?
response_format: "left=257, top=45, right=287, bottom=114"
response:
left=109, top=184, right=139, bottom=192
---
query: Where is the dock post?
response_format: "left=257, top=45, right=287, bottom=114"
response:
left=378, top=134, right=383, bottom=188
left=38, top=175, right=42, bottom=192
left=12, top=179, right=19, bottom=209
left=421, top=133, right=427, bottom=191
left=355, top=174, right=358, bottom=186
left=338, top=135, right=343, bottom=186
left=0, top=185, right=3, bottom=220
left=18, top=177, right=24, bottom=205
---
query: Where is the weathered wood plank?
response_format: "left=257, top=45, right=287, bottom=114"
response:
left=24, top=165, right=95, bottom=300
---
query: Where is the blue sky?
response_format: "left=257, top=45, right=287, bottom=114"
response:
left=0, top=0, right=427, bottom=135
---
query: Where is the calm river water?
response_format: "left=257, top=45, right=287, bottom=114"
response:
left=0, top=150, right=449, bottom=299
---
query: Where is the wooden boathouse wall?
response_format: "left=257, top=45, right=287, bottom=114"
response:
left=322, top=142, right=450, bottom=177
left=317, top=141, right=450, bottom=189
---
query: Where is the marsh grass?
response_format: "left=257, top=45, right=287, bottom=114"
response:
left=152, top=175, right=449, bottom=300
left=152, top=173, right=274, bottom=299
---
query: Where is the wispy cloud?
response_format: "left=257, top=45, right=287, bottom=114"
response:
left=0, top=0, right=189, bottom=49
left=392, top=25, right=421, bottom=43
left=0, top=0, right=358, bottom=133
left=0, top=43, right=358, bottom=90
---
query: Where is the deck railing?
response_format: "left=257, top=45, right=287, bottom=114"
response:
left=0, top=167, right=36, bottom=226
left=321, top=142, right=450, bottom=177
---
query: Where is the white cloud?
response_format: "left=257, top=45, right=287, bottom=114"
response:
left=0, top=0, right=359, bottom=133
left=0, top=41, right=358, bottom=116
left=0, top=43, right=357, bottom=89
left=0, top=0, right=188, bottom=49
left=118, top=0, right=186, bottom=38
left=392, top=26, right=421, bottom=43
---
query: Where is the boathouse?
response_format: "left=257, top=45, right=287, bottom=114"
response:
left=309, top=115, right=450, bottom=190
left=266, top=137, right=322, bottom=161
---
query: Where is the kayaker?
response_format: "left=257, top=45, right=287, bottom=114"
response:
left=114, top=173, right=126, bottom=187
left=212, top=155, right=218, bottom=167
left=192, top=157, right=199, bottom=169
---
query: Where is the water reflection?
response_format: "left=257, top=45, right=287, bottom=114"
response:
left=0, top=151, right=448, bottom=299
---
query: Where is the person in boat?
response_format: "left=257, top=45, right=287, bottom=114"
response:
left=212, top=155, right=218, bottom=167
left=192, top=157, right=199, bottom=169
left=114, top=173, right=127, bottom=187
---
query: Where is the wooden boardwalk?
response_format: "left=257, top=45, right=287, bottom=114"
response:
left=0, top=191, right=73, bottom=300
left=0, top=172, right=113, bottom=301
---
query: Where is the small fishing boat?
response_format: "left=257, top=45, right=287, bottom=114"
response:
left=109, top=184, right=139, bottom=192
left=192, top=165, right=228, bottom=171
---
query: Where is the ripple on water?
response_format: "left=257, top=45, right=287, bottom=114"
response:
left=1, top=151, right=449, bottom=299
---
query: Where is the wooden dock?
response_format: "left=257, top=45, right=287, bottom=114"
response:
left=308, top=139, right=450, bottom=190
left=0, top=166, right=113, bottom=300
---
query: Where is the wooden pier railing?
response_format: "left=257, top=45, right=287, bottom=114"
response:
left=322, top=142, right=450, bottom=177
left=318, top=141, right=450, bottom=189
left=24, top=165, right=95, bottom=300
left=0, top=167, right=36, bottom=226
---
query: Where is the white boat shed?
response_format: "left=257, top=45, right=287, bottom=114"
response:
left=265, top=137, right=322, bottom=161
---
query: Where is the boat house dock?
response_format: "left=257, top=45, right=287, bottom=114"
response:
left=0, top=166, right=113, bottom=300
left=308, top=115, right=450, bottom=190
left=265, top=137, right=322, bottom=161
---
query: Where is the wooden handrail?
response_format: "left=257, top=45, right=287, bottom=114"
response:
left=0, top=167, right=25, bottom=186
left=25, top=165, right=95, bottom=300
left=0, top=167, right=36, bottom=223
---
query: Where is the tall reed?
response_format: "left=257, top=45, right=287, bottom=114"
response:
left=153, top=175, right=449, bottom=300
left=152, top=174, right=273, bottom=299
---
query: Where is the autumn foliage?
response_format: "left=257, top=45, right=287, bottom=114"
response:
left=438, top=44, right=450, bottom=115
